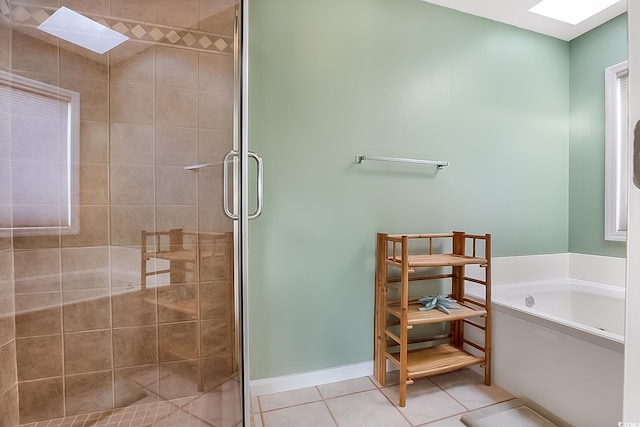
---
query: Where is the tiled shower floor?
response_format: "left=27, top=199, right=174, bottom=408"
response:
left=20, top=380, right=242, bottom=427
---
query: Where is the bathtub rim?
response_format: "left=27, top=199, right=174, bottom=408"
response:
left=471, top=279, right=625, bottom=353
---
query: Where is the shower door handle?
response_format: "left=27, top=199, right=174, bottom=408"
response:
left=248, top=151, right=264, bottom=219
left=223, top=150, right=239, bottom=220
left=223, top=150, right=264, bottom=220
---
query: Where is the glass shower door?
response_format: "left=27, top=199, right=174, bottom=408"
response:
left=0, top=0, right=247, bottom=425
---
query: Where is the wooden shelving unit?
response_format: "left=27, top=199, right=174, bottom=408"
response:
left=374, top=231, right=491, bottom=407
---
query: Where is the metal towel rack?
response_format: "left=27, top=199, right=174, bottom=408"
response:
left=354, top=155, right=449, bottom=169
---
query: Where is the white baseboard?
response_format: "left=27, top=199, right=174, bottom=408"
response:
left=250, top=361, right=374, bottom=396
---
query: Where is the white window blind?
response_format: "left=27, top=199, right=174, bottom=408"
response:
left=617, top=71, right=629, bottom=232
left=0, top=71, right=79, bottom=233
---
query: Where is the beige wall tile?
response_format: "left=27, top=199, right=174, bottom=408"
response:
left=62, top=293, right=110, bottom=332
left=60, top=77, right=109, bottom=122
left=201, top=355, right=234, bottom=392
left=112, top=288, right=157, bottom=327
left=0, top=234, right=11, bottom=252
left=156, top=126, right=198, bottom=166
left=61, top=205, right=109, bottom=248
left=61, top=247, right=109, bottom=290
left=60, top=45, right=108, bottom=81
left=200, top=281, right=232, bottom=320
left=158, top=321, right=199, bottom=362
left=114, top=365, right=159, bottom=407
left=110, top=82, right=155, bottom=124
left=0, top=252, right=12, bottom=298
left=0, top=20, right=10, bottom=70
left=11, top=29, right=58, bottom=75
left=61, top=276, right=108, bottom=294
left=65, top=371, right=113, bottom=415
left=197, top=167, right=223, bottom=206
left=198, top=90, right=233, bottom=130
left=14, top=249, right=61, bottom=294
left=198, top=205, right=233, bottom=233
left=79, top=163, right=108, bottom=205
left=201, top=318, right=233, bottom=357
left=15, top=292, right=61, bottom=337
left=16, top=335, right=63, bottom=381
left=13, top=234, right=60, bottom=250
left=18, top=377, right=64, bottom=424
left=157, top=283, right=197, bottom=323
left=156, top=86, right=197, bottom=127
left=0, top=296, right=14, bottom=346
left=0, top=385, right=19, bottom=427
left=199, top=52, right=234, bottom=93
left=11, top=70, right=59, bottom=86
left=156, top=166, right=197, bottom=205
left=113, top=326, right=158, bottom=368
left=0, top=341, right=16, bottom=394
left=158, top=360, right=199, bottom=400
left=199, top=238, right=233, bottom=281
left=110, top=42, right=155, bottom=85
left=110, top=164, right=155, bottom=205
left=79, top=121, right=109, bottom=164
left=0, top=204, right=8, bottom=230
left=15, top=0, right=58, bottom=7
left=110, top=205, right=155, bottom=246
left=156, top=46, right=198, bottom=89
left=64, top=330, right=113, bottom=375
left=156, top=205, right=198, bottom=233
left=110, top=0, right=156, bottom=23
left=63, top=289, right=110, bottom=304
left=110, top=246, right=144, bottom=288
left=157, top=0, right=199, bottom=29
left=198, top=1, right=236, bottom=35
left=61, top=0, right=110, bottom=14
left=0, top=206, right=8, bottom=232
left=110, top=123, right=154, bottom=165
left=62, top=246, right=109, bottom=275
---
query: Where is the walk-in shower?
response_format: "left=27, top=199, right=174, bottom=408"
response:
left=0, top=0, right=249, bottom=425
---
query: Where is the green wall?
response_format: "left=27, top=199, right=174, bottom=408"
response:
left=248, top=0, right=571, bottom=379
left=569, top=14, right=628, bottom=257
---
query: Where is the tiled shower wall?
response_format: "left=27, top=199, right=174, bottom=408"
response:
left=0, top=8, right=19, bottom=427
left=3, top=0, right=237, bottom=423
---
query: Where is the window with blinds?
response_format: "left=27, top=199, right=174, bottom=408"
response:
left=605, top=60, right=629, bottom=241
left=0, top=71, right=79, bottom=234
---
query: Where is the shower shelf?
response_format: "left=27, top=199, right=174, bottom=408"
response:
left=374, top=232, right=492, bottom=407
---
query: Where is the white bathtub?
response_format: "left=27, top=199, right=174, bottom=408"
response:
left=474, top=279, right=625, bottom=427
left=492, top=279, right=624, bottom=352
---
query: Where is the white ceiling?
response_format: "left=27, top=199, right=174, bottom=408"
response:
left=420, top=0, right=627, bottom=41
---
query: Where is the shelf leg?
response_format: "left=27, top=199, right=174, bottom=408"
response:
left=374, top=233, right=388, bottom=385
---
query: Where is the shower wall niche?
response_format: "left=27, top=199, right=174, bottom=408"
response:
left=0, top=0, right=239, bottom=424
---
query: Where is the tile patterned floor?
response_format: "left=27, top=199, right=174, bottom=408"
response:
left=253, top=369, right=514, bottom=427
left=19, top=368, right=511, bottom=427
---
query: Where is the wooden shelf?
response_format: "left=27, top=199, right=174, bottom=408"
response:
left=387, top=253, right=487, bottom=268
left=388, top=344, right=485, bottom=378
left=374, top=232, right=491, bottom=407
left=386, top=303, right=486, bottom=326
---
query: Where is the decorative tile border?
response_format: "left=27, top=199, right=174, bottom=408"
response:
left=9, top=4, right=234, bottom=55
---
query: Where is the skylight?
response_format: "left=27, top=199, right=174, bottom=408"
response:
left=529, top=0, right=622, bottom=25
left=37, top=7, right=128, bottom=54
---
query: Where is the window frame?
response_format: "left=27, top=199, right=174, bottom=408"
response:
left=604, top=60, right=629, bottom=242
left=0, top=70, right=80, bottom=235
